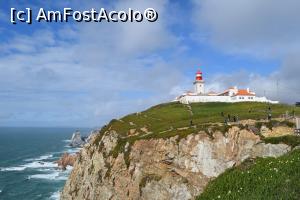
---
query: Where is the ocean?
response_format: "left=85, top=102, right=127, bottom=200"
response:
left=0, top=127, right=91, bottom=200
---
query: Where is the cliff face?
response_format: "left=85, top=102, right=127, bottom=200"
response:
left=61, top=126, right=291, bottom=200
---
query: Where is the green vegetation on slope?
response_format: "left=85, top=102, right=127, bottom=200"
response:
left=197, top=148, right=300, bottom=200
left=263, top=135, right=300, bottom=148
left=255, top=120, right=295, bottom=130
left=100, top=102, right=299, bottom=138
left=93, top=102, right=299, bottom=168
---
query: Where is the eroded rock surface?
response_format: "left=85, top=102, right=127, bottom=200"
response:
left=56, top=153, right=78, bottom=170
left=61, top=126, right=292, bottom=200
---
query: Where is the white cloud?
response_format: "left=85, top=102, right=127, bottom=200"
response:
left=193, top=0, right=300, bottom=58
left=3, top=0, right=299, bottom=127
left=0, top=29, right=56, bottom=54
left=192, top=0, right=300, bottom=103
left=0, top=0, right=188, bottom=126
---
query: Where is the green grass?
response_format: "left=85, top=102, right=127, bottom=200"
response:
left=99, top=102, right=299, bottom=139
left=191, top=102, right=298, bottom=124
left=94, top=102, right=299, bottom=167
left=197, top=149, right=300, bottom=200
left=255, top=120, right=296, bottom=130
left=263, top=135, right=300, bottom=148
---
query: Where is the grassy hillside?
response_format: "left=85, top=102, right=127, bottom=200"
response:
left=99, top=102, right=299, bottom=139
left=197, top=148, right=300, bottom=200
left=263, top=135, right=300, bottom=148
left=92, top=102, right=299, bottom=165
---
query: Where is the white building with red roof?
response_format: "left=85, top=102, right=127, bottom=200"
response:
left=176, top=70, right=278, bottom=104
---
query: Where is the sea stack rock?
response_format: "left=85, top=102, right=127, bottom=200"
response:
left=70, top=131, right=86, bottom=147
left=56, top=153, right=77, bottom=170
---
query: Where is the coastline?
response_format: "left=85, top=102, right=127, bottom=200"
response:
left=0, top=127, right=90, bottom=200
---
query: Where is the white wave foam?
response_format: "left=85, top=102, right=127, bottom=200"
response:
left=62, top=139, right=71, bottom=143
left=37, top=168, right=53, bottom=172
left=66, top=148, right=81, bottom=154
left=29, top=171, right=68, bottom=181
left=0, top=166, right=26, bottom=171
left=1, top=161, right=58, bottom=172
left=25, top=154, right=53, bottom=162
left=65, top=166, right=73, bottom=171
left=49, top=191, right=60, bottom=200
left=23, top=161, right=57, bottom=169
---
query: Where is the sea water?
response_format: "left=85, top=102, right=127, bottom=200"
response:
left=0, top=127, right=91, bottom=200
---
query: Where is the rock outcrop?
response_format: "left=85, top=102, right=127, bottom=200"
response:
left=56, top=153, right=78, bottom=170
left=61, top=126, right=292, bottom=200
left=260, top=125, right=294, bottom=137
left=70, top=131, right=87, bottom=147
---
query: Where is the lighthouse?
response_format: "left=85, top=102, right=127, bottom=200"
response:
left=194, top=70, right=205, bottom=94
left=175, top=69, right=279, bottom=104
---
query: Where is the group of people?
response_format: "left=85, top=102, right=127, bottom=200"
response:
left=189, top=107, right=276, bottom=127
left=221, top=112, right=239, bottom=124
left=221, top=106, right=274, bottom=125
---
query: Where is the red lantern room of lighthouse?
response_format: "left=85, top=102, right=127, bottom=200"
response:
left=195, top=70, right=203, bottom=81
left=194, top=69, right=205, bottom=94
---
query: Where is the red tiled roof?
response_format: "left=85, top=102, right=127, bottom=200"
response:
left=235, top=89, right=255, bottom=96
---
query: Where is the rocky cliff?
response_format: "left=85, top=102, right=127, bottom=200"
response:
left=61, top=126, right=292, bottom=200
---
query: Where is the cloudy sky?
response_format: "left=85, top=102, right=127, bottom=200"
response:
left=0, top=0, right=299, bottom=127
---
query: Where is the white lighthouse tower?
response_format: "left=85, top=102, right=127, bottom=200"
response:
left=194, top=70, right=205, bottom=94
